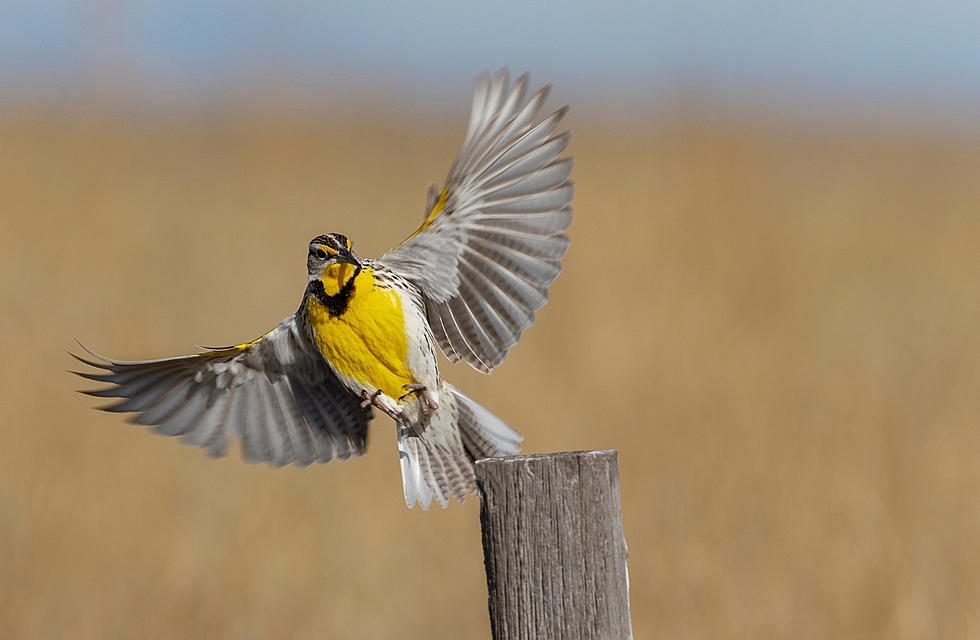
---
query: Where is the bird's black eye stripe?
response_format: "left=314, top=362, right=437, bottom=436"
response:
left=315, top=249, right=327, bottom=260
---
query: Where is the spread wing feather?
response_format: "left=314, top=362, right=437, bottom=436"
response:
left=380, top=69, right=573, bottom=373
left=71, top=316, right=372, bottom=466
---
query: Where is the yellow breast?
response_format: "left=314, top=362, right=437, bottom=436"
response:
left=305, top=266, right=416, bottom=400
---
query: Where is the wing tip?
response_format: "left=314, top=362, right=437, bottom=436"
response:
left=69, top=343, right=113, bottom=369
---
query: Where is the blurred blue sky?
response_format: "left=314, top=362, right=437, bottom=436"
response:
left=2, top=1, right=979, bottom=122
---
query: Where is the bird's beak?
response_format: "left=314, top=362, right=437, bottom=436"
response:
left=335, top=248, right=361, bottom=268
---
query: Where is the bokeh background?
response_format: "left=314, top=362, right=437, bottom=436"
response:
left=2, top=2, right=979, bottom=638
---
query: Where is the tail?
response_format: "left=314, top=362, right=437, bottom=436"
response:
left=398, top=383, right=522, bottom=510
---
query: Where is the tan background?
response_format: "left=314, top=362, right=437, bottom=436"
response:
left=1, top=104, right=978, bottom=638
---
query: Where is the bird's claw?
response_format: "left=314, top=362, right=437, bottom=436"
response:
left=400, top=383, right=439, bottom=413
left=361, top=389, right=406, bottom=424
left=359, top=389, right=381, bottom=409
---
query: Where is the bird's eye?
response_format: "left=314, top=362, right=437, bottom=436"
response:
left=315, top=249, right=327, bottom=260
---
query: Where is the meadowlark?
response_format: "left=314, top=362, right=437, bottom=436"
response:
left=72, top=70, right=573, bottom=509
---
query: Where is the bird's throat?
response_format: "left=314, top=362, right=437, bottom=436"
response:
left=321, top=263, right=359, bottom=295
left=310, top=264, right=361, bottom=317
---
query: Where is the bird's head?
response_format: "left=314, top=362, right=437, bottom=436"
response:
left=308, top=233, right=362, bottom=288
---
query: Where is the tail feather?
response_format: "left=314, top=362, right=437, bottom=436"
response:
left=398, top=383, right=522, bottom=509
left=454, top=387, right=523, bottom=459
left=398, top=436, right=435, bottom=508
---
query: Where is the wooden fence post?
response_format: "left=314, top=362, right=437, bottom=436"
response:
left=475, top=450, right=633, bottom=639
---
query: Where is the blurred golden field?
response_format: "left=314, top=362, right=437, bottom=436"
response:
left=1, top=104, right=978, bottom=639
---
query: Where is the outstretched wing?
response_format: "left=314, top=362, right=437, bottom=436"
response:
left=72, top=316, right=372, bottom=467
left=379, top=69, right=573, bottom=373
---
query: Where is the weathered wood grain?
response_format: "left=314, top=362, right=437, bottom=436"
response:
left=476, top=450, right=632, bottom=640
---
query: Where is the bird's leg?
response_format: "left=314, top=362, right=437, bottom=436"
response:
left=400, top=383, right=439, bottom=413
left=361, top=389, right=406, bottom=424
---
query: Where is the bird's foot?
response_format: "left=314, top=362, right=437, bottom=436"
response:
left=361, top=389, right=406, bottom=424
left=400, top=383, right=439, bottom=413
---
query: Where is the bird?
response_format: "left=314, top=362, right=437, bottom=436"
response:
left=72, top=69, right=573, bottom=509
